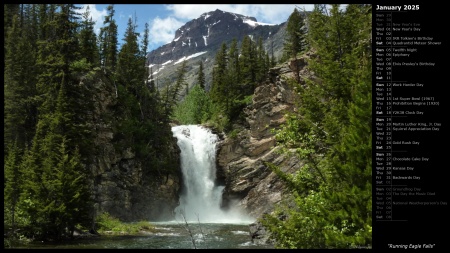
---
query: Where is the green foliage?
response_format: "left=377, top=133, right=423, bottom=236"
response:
left=141, top=22, right=150, bottom=61
left=172, top=84, right=213, bottom=125
left=197, top=60, right=206, bottom=90
left=255, top=37, right=268, bottom=84
left=228, top=129, right=239, bottom=139
left=4, top=142, right=24, bottom=231
left=262, top=4, right=372, bottom=249
left=5, top=5, right=96, bottom=241
left=95, top=212, right=155, bottom=235
left=261, top=190, right=329, bottom=248
left=284, top=8, right=307, bottom=59
left=99, top=5, right=118, bottom=72
left=111, top=12, right=178, bottom=179
left=238, top=35, right=256, bottom=94
left=78, top=5, right=99, bottom=66
left=159, top=60, right=189, bottom=118
left=172, top=60, right=189, bottom=104
left=206, top=103, right=231, bottom=133
left=210, top=42, right=228, bottom=106
left=18, top=132, right=92, bottom=240
left=117, top=17, right=143, bottom=91
left=208, top=35, right=269, bottom=128
left=4, top=11, right=38, bottom=149
left=283, top=7, right=307, bottom=82
left=70, top=58, right=92, bottom=73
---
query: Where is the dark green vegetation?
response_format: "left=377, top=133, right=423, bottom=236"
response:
left=260, top=4, right=372, bottom=248
left=4, top=4, right=372, bottom=249
left=172, top=36, right=275, bottom=131
left=4, top=4, right=177, bottom=243
left=95, top=212, right=155, bottom=235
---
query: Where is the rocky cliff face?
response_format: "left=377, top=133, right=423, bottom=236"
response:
left=81, top=70, right=181, bottom=222
left=217, top=56, right=313, bottom=220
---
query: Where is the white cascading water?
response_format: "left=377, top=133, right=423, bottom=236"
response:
left=172, top=125, right=253, bottom=223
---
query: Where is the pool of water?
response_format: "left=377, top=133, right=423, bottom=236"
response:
left=11, top=222, right=273, bottom=249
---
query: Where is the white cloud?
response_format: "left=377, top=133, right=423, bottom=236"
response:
left=79, top=4, right=108, bottom=35
left=149, top=16, right=184, bottom=47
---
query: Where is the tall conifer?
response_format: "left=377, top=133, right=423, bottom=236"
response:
left=197, top=60, right=206, bottom=90
left=79, top=5, right=99, bottom=66
left=99, top=5, right=118, bottom=73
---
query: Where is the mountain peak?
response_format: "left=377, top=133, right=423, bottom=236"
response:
left=198, top=9, right=258, bottom=23
left=147, top=8, right=282, bottom=64
left=146, top=8, right=285, bottom=90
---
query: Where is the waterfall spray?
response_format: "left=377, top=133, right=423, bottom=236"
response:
left=172, top=125, right=253, bottom=223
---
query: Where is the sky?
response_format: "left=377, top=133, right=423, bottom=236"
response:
left=77, top=4, right=315, bottom=52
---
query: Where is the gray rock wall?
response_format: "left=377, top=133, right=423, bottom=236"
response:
left=217, top=57, right=313, bottom=219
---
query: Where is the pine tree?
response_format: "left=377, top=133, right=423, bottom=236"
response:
left=255, top=37, right=266, bottom=84
left=54, top=5, right=95, bottom=158
left=148, top=67, right=156, bottom=92
left=115, top=15, right=151, bottom=150
left=117, top=17, right=142, bottom=94
left=4, top=4, right=20, bottom=63
left=4, top=13, right=37, bottom=149
left=210, top=42, right=228, bottom=108
left=270, top=40, right=276, bottom=67
left=239, top=35, right=256, bottom=95
left=37, top=4, right=45, bottom=38
left=20, top=79, right=93, bottom=240
left=18, top=141, right=43, bottom=235
left=319, top=4, right=373, bottom=247
left=197, top=60, right=206, bottom=90
left=4, top=4, right=20, bottom=34
left=112, top=14, right=175, bottom=177
left=141, top=22, right=150, bottom=83
left=227, top=38, right=240, bottom=86
left=54, top=140, right=92, bottom=238
left=141, top=22, right=149, bottom=60
left=35, top=4, right=81, bottom=116
left=99, top=4, right=118, bottom=73
left=13, top=5, right=96, bottom=240
left=284, top=8, right=307, bottom=59
left=225, top=38, right=240, bottom=117
left=172, top=60, right=188, bottom=104
left=284, top=7, right=307, bottom=82
left=4, top=141, right=24, bottom=233
left=79, top=5, right=99, bottom=66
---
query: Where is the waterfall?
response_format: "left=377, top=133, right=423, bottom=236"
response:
left=172, top=125, right=253, bottom=223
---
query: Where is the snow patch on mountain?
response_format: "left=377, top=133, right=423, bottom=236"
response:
left=162, top=60, right=173, bottom=66
left=211, top=20, right=221, bottom=26
left=243, top=18, right=275, bottom=27
left=173, top=51, right=207, bottom=65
